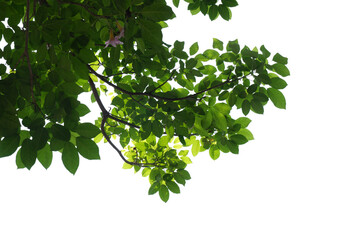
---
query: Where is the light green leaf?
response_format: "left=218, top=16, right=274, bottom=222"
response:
left=148, top=182, right=160, bottom=195
left=142, top=167, right=151, bottom=177
left=269, top=77, right=288, bottom=89
left=212, top=110, right=227, bottom=131
left=214, top=103, right=231, bottom=115
left=159, top=185, right=170, bottom=202
left=191, top=139, right=200, bottom=156
left=37, top=144, right=53, bottom=169
left=209, top=145, right=220, bottom=160
left=203, top=49, right=219, bottom=59
left=189, top=42, right=199, bottom=55
left=267, top=88, right=286, bottom=109
left=213, top=38, right=224, bottom=50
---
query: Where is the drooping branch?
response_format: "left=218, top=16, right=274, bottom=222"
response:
left=88, top=77, right=165, bottom=168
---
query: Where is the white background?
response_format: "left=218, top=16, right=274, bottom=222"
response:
left=1, top=0, right=360, bottom=239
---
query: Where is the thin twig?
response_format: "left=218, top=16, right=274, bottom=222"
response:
left=147, top=70, right=175, bottom=94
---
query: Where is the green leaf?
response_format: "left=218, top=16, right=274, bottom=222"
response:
left=241, top=99, right=250, bottom=116
left=62, top=142, right=79, bottom=175
left=166, top=181, right=180, bottom=194
left=227, top=140, right=239, bottom=154
left=141, top=3, right=174, bottom=21
left=151, top=120, right=163, bottom=138
left=235, top=117, right=251, bottom=128
left=189, top=42, right=199, bottom=55
left=221, top=0, right=238, bottom=7
left=16, top=149, right=25, bottom=169
left=37, top=144, right=52, bottom=169
left=75, top=104, right=91, bottom=117
left=21, top=139, right=37, bottom=170
left=159, top=185, right=170, bottom=202
left=226, top=39, right=240, bottom=54
left=203, top=49, right=219, bottom=59
left=32, top=127, right=50, bottom=151
left=214, top=103, right=231, bottom=115
left=178, top=169, right=191, bottom=180
left=75, top=123, right=101, bottom=138
left=250, top=99, right=264, bottom=114
left=201, top=111, right=212, bottom=129
left=260, top=45, right=271, bottom=58
left=267, top=88, right=286, bottom=109
left=76, top=137, right=100, bottom=160
left=142, top=167, right=151, bottom=177
left=191, top=139, right=200, bottom=157
left=230, top=134, right=248, bottom=145
left=0, top=134, right=20, bottom=158
left=140, top=19, right=162, bottom=47
left=148, top=182, right=160, bottom=195
left=213, top=38, right=224, bottom=50
left=272, top=63, right=290, bottom=77
left=218, top=4, right=231, bottom=20
left=273, top=53, right=288, bottom=65
left=212, top=110, right=227, bottom=131
left=269, top=77, right=288, bottom=89
left=238, top=128, right=254, bottom=140
left=173, top=172, right=185, bottom=185
left=173, top=0, right=180, bottom=7
left=208, top=5, right=218, bottom=21
left=209, top=145, right=220, bottom=160
left=51, top=124, right=70, bottom=141
left=79, top=49, right=98, bottom=63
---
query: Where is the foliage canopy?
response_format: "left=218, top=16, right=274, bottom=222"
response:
left=0, top=0, right=290, bottom=202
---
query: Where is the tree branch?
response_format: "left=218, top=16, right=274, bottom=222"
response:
left=88, top=76, right=165, bottom=167
left=88, top=65, right=249, bottom=102
left=57, top=0, right=112, bottom=19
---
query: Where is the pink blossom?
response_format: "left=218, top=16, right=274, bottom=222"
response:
left=105, top=28, right=124, bottom=48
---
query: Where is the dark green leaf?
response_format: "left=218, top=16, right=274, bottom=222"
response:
left=62, top=142, right=79, bottom=175
left=166, top=181, right=180, bottom=194
left=76, top=137, right=100, bottom=160
left=218, top=5, right=231, bottom=20
left=0, top=134, right=20, bottom=158
left=267, top=88, right=286, bottom=109
left=227, top=140, right=239, bottom=154
left=230, top=134, right=248, bottom=145
left=141, top=3, right=174, bottom=21
left=226, top=40, right=240, bottom=54
left=21, top=139, right=37, bottom=170
left=273, top=53, right=288, bottom=65
left=250, top=99, right=264, bottom=114
left=79, top=49, right=98, bottom=63
left=51, top=124, right=70, bottom=141
left=148, top=181, right=160, bottom=195
left=75, top=123, right=101, bottom=138
left=152, top=120, right=163, bottom=138
left=221, top=0, right=238, bottom=7
left=173, top=172, right=186, bottom=185
left=178, top=169, right=191, bottom=180
left=260, top=45, right=271, bottom=58
left=173, top=0, right=180, bottom=7
left=32, top=127, right=49, bottom=150
left=212, top=110, right=227, bottom=131
left=241, top=99, right=250, bottom=115
left=208, top=5, right=218, bottom=21
left=140, top=19, right=162, bottom=47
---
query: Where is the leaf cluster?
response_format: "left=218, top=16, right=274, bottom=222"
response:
left=0, top=0, right=289, bottom=202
